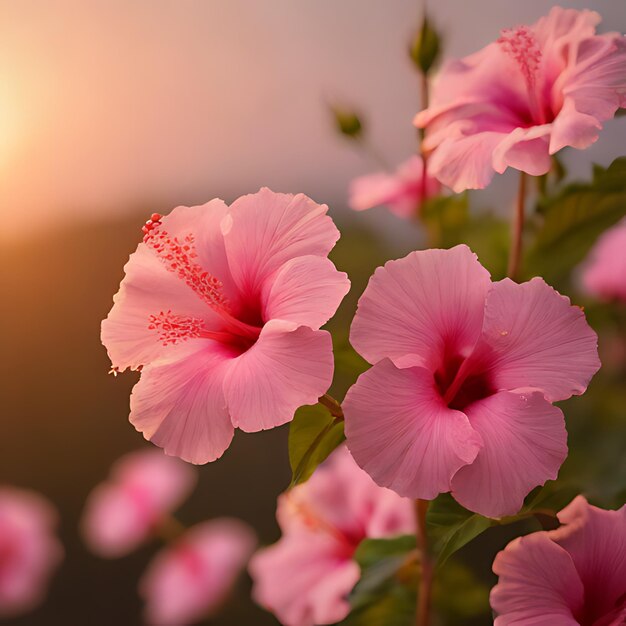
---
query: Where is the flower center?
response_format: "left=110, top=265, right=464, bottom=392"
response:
left=142, top=214, right=261, bottom=350
left=577, top=586, right=626, bottom=626
left=0, top=533, right=17, bottom=581
left=434, top=351, right=495, bottom=411
left=498, top=26, right=547, bottom=125
left=286, top=495, right=362, bottom=555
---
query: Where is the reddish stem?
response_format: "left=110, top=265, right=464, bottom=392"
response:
left=507, top=171, right=527, bottom=280
left=415, top=499, right=433, bottom=626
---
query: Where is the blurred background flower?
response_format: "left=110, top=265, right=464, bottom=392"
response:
left=0, top=488, right=63, bottom=618
left=81, top=450, right=196, bottom=558
left=140, top=518, right=256, bottom=626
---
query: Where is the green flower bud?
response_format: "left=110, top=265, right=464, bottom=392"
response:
left=410, top=17, right=442, bottom=75
left=330, top=105, right=363, bottom=139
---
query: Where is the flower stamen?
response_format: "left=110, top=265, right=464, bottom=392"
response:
left=141, top=216, right=262, bottom=342
left=498, top=26, right=545, bottom=123
left=143, top=216, right=230, bottom=314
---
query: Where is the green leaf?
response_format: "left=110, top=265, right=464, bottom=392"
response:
left=434, top=561, right=491, bottom=622
left=288, top=404, right=344, bottom=486
left=426, top=483, right=580, bottom=567
left=354, top=535, right=417, bottom=571
left=421, top=195, right=509, bottom=278
left=339, top=536, right=417, bottom=626
left=338, top=487, right=578, bottom=625
left=339, top=535, right=491, bottom=626
left=526, top=157, right=626, bottom=283
left=409, top=16, right=442, bottom=75
left=426, top=494, right=492, bottom=567
left=421, top=193, right=469, bottom=248
left=516, top=482, right=579, bottom=519
left=333, top=332, right=370, bottom=381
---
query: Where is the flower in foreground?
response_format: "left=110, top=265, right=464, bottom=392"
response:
left=0, top=488, right=63, bottom=618
left=343, top=245, right=600, bottom=518
left=81, top=449, right=196, bottom=557
left=580, top=218, right=626, bottom=302
left=249, top=446, right=415, bottom=626
left=491, top=496, right=626, bottom=625
left=348, top=155, right=441, bottom=218
left=102, top=188, right=350, bottom=464
left=414, top=7, right=626, bottom=192
left=140, top=518, right=256, bottom=626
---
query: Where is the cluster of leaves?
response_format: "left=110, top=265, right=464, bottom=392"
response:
left=526, top=157, right=626, bottom=285
left=334, top=483, right=579, bottom=626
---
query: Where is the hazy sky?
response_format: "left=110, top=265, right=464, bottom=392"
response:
left=1, top=0, right=625, bottom=239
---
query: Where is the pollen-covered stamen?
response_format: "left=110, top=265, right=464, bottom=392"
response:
left=142, top=218, right=230, bottom=314
left=148, top=310, right=205, bottom=346
left=498, top=26, right=542, bottom=87
left=142, top=214, right=261, bottom=342
left=498, top=26, right=545, bottom=123
left=148, top=310, right=255, bottom=348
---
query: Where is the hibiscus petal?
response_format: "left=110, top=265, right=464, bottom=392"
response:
left=491, top=533, right=584, bottom=625
left=262, top=256, right=350, bottom=330
left=101, top=246, right=214, bottom=372
left=141, top=519, right=256, bottom=626
left=581, top=218, right=626, bottom=302
left=450, top=390, right=567, bottom=518
left=553, top=32, right=626, bottom=147
left=551, top=497, right=626, bottom=622
left=129, top=346, right=235, bottom=464
left=155, top=199, right=236, bottom=296
left=278, top=446, right=414, bottom=540
left=492, top=125, right=553, bottom=176
left=249, top=533, right=358, bottom=626
left=102, top=199, right=242, bottom=373
left=348, top=156, right=439, bottom=218
left=81, top=484, right=150, bottom=557
left=350, top=245, right=491, bottom=369
left=344, top=359, right=482, bottom=500
left=475, top=277, right=600, bottom=402
left=427, top=132, right=505, bottom=193
left=82, top=451, right=196, bottom=557
left=224, top=320, right=334, bottom=432
left=222, top=188, right=340, bottom=294
left=549, top=98, right=603, bottom=153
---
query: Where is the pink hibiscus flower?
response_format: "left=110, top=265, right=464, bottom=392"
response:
left=0, top=487, right=63, bottom=618
left=249, top=446, right=415, bottom=626
left=580, top=218, right=626, bottom=302
left=343, top=245, right=600, bottom=518
left=140, top=518, right=256, bottom=626
left=81, top=449, right=196, bottom=557
left=491, top=496, right=626, bottom=625
left=348, top=155, right=441, bottom=218
left=414, top=7, right=626, bottom=192
left=102, top=188, right=350, bottom=464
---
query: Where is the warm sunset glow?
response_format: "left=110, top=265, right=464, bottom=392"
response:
left=0, top=82, right=20, bottom=170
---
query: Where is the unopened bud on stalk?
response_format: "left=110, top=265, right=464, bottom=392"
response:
left=409, top=16, right=441, bottom=75
left=329, top=104, right=364, bottom=139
